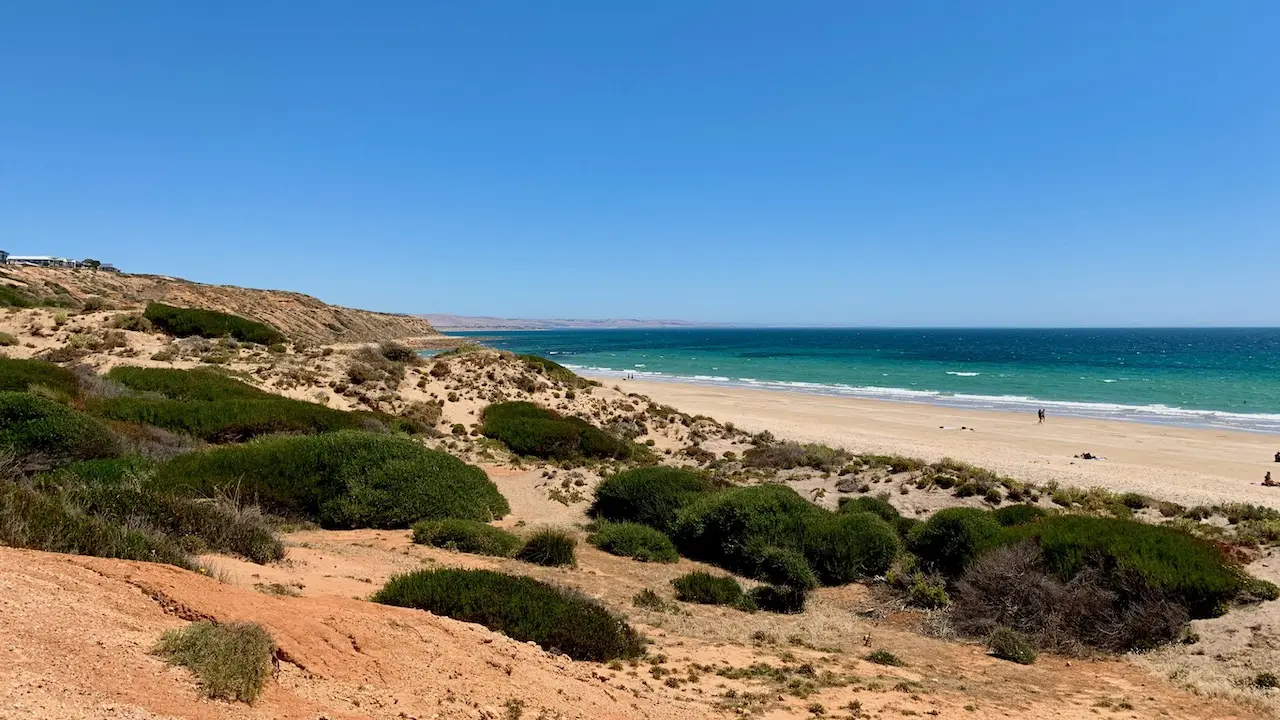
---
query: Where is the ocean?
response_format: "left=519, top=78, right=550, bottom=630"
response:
left=452, top=328, right=1280, bottom=434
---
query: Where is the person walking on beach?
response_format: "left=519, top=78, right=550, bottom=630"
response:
left=1037, top=408, right=1045, bottom=424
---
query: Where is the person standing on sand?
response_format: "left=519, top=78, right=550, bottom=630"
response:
left=1038, top=408, right=1045, bottom=424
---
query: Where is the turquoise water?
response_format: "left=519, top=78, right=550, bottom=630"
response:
left=455, top=328, right=1280, bottom=434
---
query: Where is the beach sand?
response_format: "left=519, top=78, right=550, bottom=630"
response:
left=611, top=376, right=1280, bottom=510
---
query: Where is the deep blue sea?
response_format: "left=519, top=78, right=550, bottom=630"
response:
left=453, top=328, right=1280, bottom=434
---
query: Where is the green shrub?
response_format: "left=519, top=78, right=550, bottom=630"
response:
left=910, top=508, right=1002, bottom=577
left=105, top=366, right=268, bottom=401
left=906, top=573, right=951, bottom=609
left=752, top=545, right=818, bottom=590
left=838, top=495, right=900, bottom=523
left=865, top=650, right=905, bottom=667
left=0, top=357, right=80, bottom=397
left=517, top=354, right=592, bottom=388
left=743, top=441, right=851, bottom=472
left=94, top=395, right=368, bottom=443
left=0, top=332, right=17, bottom=347
left=55, top=481, right=283, bottom=563
left=412, top=519, right=521, bottom=557
left=516, top=528, right=577, bottom=567
left=987, top=627, right=1037, bottom=664
left=378, top=341, right=419, bottom=363
left=151, top=431, right=509, bottom=528
left=992, top=504, right=1048, bottom=527
left=589, top=466, right=714, bottom=533
left=1254, top=672, right=1280, bottom=690
left=153, top=621, right=275, bottom=702
left=673, top=484, right=818, bottom=575
left=481, top=401, right=629, bottom=461
left=0, top=482, right=196, bottom=569
left=373, top=568, right=644, bottom=661
left=0, top=392, right=122, bottom=464
left=995, top=515, right=1242, bottom=618
left=672, top=571, right=746, bottom=606
left=144, top=302, right=285, bottom=345
left=748, top=584, right=807, bottom=614
left=802, top=512, right=900, bottom=585
left=588, top=522, right=679, bottom=563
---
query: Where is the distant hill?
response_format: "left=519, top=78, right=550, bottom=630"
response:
left=421, top=314, right=718, bottom=331
left=0, top=266, right=440, bottom=344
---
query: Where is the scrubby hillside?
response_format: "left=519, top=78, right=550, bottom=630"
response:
left=1, top=297, right=1278, bottom=718
left=0, top=265, right=439, bottom=344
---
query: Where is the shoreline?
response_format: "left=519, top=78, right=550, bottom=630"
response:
left=583, top=371, right=1280, bottom=510
left=569, top=366, right=1280, bottom=435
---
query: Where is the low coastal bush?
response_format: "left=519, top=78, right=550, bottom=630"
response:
left=104, top=366, right=268, bottom=401
left=803, top=512, right=900, bottom=585
left=52, top=479, right=284, bottom=563
left=144, top=302, right=285, bottom=346
left=516, top=528, right=577, bottom=567
left=412, top=519, right=521, bottom=557
left=373, top=568, right=644, bottom=661
left=672, top=485, right=817, bottom=575
left=992, top=504, right=1048, bottom=527
left=988, top=627, right=1038, bottom=664
left=672, top=571, right=747, bottom=606
left=865, top=650, right=906, bottom=667
left=0, top=357, right=80, bottom=397
left=0, top=392, right=122, bottom=465
left=838, top=495, right=900, bottom=523
left=0, top=481, right=196, bottom=569
left=749, top=584, right=807, bottom=614
left=752, top=545, right=818, bottom=590
left=909, top=507, right=1002, bottom=578
left=995, top=515, right=1242, bottom=619
left=481, top=402, right=630, bottom=461
left=588, top=466, right=714, bottom=533
left=743, top=441, right=851, bottom=472
left=151, top=431, right=509, bottom=528
left=94, top=396, right=368, bottom=443
left=517, top=354, right=594, bottom=388
left=153, top=621, right=276, bottom=703
left=587, top=522, right=679, bottom=563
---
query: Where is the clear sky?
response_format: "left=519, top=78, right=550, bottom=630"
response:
left=1, top=2, right=1276, bottom=327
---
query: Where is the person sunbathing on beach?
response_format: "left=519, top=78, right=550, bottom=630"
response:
left=1265, top=471, right=1276, bottom=487
left=1274, top=451, right=1280, bottom=463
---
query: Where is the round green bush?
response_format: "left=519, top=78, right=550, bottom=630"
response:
left=672, top=571, right=745, bottom=605
left=752, top=545, right=818, bottom=590
left=749, top=584, right=807, bottom=614
left=992, top=504, right=1048, bottom=527
left=673, top=485, right=818, bottom=574
left=589, top=466, right=713, bottom=533
left=0, top=391, right=121, bottom=464
left=838, top=495, right=900, bottom=522
left=803, top=511, right=900, bottom=585
left=481, top=401, right=628, bottom=460
left=151, top=431, right=509, bottom=528
left=910, top=507, right=1002, bottom=578
left=104, top=366, right=268, bottom=401
left=373, top=568, right=644, bottom=661
left=412, top=519, right=521, bottom=557
left=588, top=522, right=679, bottom=563
left=516, top=528, right=577, bottom=567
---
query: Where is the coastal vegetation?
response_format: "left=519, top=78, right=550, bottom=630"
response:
left=481, top=401, right=631, bottom=461
left=144, top=302, right=286, bottom=345
left=587, top=521, right=679, bottom=563
left=152, top=431, right=509, bottom=528
left=153, top=621, right=276, bottom=703
left=372, top=568, right=644, bottom=661
left=412, top=518, right=522, bottom=557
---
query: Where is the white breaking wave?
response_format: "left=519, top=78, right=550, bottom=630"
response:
left=946, top=371, right=981, bottom=377
left=563, top=364, right=1280, bottom=435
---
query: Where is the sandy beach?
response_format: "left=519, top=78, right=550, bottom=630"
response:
left=609, top=376, right=1280, bottom=510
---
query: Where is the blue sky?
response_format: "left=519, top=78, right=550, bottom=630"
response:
left=1, top=2, right=1276, bottom=326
